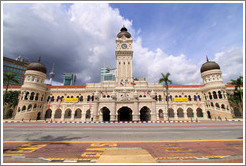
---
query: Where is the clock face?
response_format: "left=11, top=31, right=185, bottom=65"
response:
left=121, top=44, right=127, bottom=49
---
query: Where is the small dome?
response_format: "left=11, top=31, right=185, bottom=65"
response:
left=117, top=26, right=131, bottom=38
left=200, top=58, right=220, bottom=73
left=27, top=58, right=47, bottom=74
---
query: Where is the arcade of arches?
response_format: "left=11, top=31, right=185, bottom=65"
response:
left=40, top=106, right=209, bottom=122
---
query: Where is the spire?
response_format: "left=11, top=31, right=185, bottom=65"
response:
left=51, top=63, right=55, bottom=72
left=38, top=56, right=41, bottom=62
left=206, top=56, right=209, bottom=62
left=49, top=63, right=55, bottom=85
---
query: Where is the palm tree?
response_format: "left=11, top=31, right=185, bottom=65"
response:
left=228, top=76, right=243, bottom=116
left=228, top=76, right=243, bottom=102
left=159, top=72, right=172, bottom=116
left=4, top=91, right=20, bottom=119
left=3, top=72, right=19, bottom=103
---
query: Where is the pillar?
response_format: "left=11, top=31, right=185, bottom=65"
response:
left=133, top=101, right=139, bottom=121
left=61, top=111, right=65, bottom=121
left=93, top=103, right=99, bottom=122
left=71, top=111, right=75, bottom=121
left=183, top=110, right=188, bottom=119
left=51, top=110, right=55, bottom=121
left=151, top=101, right=157, bottom=121
left=81, top=113, right=86, bottom=122
left=110, top=102, right=116, bottom=121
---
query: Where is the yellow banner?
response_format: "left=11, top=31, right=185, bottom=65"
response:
left=173, top=97, right=188, bottom=102
left=63, top=98, right=79, bottom=103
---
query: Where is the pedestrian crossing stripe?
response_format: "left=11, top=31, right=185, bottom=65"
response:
left=3, top=154, right=25, bottom=156
left=46, top=158, right=96, bottom=161
left=155, top=156, right=225, bottom=159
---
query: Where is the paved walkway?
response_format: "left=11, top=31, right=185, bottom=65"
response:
left=3, top=139, right=243, bottom=164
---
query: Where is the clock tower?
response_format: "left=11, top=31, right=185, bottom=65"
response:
left=115, top=26, right=133, bottom=83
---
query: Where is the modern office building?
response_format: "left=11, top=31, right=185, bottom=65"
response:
left=3, top=56, right=29, bottom=86
left=6, top=27, right=239, bottom=122
left=101, top=66, right=116, bottom=81
left=63, top=73, right=76, bottom=85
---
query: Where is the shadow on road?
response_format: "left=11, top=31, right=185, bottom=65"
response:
left=26, top=135, right=89, bottom=142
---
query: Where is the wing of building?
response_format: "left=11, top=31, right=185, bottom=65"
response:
left=3, top=27, right=241, bottom=122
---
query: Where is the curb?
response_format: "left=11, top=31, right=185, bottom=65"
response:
left=4, top=119, right=243, bottom=124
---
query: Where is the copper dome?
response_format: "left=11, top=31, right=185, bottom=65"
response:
left=117, top=26, right=131, bottom=38
left=200, top=58, right=220, bottom=73
left=27, top=58, right=47, bottom=74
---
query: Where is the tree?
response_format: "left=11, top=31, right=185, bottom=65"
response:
left=228, top=76, right=243, bottom=117
left=3, top=72, right=19, bottom=103
left=159, top=72, right=172, bottom=116
left=3, top=91, right=20, bottom=119
left=228, top=76, right=243, bottom=102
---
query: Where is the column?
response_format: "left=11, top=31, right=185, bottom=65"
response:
left=151, top=101, right=157, bottom=121
left=193, top=107, right=198, bottom=119
left=81, top=112, right=86, bottom=122
left=51, top=110, right=55, bottom=121
left=174, top=109, right=178, bottom=120
left=110, top=102, right=116, bottom=121
left=61, top=110, right=65, bottom=121
left=93, top=102, right=99, bottom=122
left=133, top=101, right=139, bottom=121
left=183, top=110, right=188, bottom=119
left=71, top=111, right=75, bottom=121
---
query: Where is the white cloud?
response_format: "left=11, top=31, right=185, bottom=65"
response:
left=213, top=47, right=243, bottom=82
left=3, top=3, right=243, bottom=86
left=133, top=37, right=202, bottom=85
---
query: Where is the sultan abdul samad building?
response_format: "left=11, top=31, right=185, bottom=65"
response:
left=11, top=27, right=236, bottom=122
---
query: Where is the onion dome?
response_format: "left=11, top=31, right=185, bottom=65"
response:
left=117, top=26, right=131, bottom=38
left=200, top=57, right=220, bottom=73
left=27, top=57, right=47, bottom=74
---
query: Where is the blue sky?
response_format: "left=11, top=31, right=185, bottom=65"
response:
left=2, top=2, right=244, bottom=85
left=110, top=3, right=243, bottom=63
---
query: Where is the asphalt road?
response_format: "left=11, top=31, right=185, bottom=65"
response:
left=3, top=121, right=243, bottom=141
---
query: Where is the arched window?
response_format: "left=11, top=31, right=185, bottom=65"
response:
left=215, top=103, right=220, bottom=108
left=213, top=91, right=218, bottom=99
left=209, top=92, right=212, bottom=100
left=188, top=95, right=192, bottom=101
left=193, top=95, right=197, bottom=101
left=107, top=95, right=110, bottom=98
left=139, top=95, right=142, bottom=98
left=30, top=92, right=35, bottom=100
left=27, top=104, right=32, bottom=111
left=35, top=93, right=39, bottom=101
left=218, top=91, right=223, bottom=99
left=159, top=95, right=162, bottom=101
left=22, top=105, right=26, bottom=111
left=25, top=92, right=29, bottom=100
left=221, top=104, right=225, bottom=109
left=56, top=96, right=60, bottom=102
left=211, top=102, right=214, bottom=107
left=51, top=96, right=55, bottom=102
left=34, top=104, right=37, bottom=109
